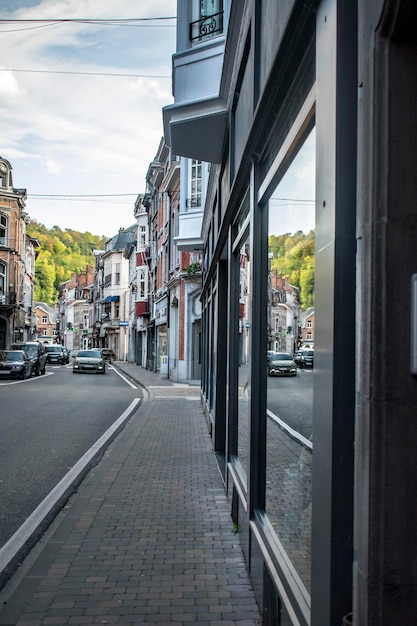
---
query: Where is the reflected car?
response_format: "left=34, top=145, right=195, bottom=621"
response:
left=99, top=348, right=116, bottom=363
left=293, top=349, right=314, bottom=368
left=45, top=345, right=67, bottom=364
left=267, top=352, right=297, bottom=376
left=72, top=349, right=106, bottom=374
left=0, top=350, right=32, bottom=379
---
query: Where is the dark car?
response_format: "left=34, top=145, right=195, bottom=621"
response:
left=9, top=341, right=47, bottom=376
left=72, top=349, right=106, bottom=374
left=45, top=344, right=67, bottom=364
left=99, top=348, right=116, bottom=363
left=293, top=349, right=314, bottom=368
left=0, top=350, right=32, bottom=379
left=267, top=352, right=297, bottom=376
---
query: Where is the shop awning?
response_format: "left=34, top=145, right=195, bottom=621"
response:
left=105, top=295, right=120, bottom=302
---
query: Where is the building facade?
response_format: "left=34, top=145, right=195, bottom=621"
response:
left=163, top=1, right=417, bottom=625
left=142, top=139, right=203, bottom=381
left=0, top=157, right=38, bottom=348
left=33, top=302, right=59, bottom=343
left=93, top=227, right=135, bottom=360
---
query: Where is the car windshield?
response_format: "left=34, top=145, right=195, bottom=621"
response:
left=78, top=350, right=101, bottom=358
left=46, top=346, right=62, bottom=352
left=272, top=353, right=292, bottom=360
left=20, top=345, right=37, bottom=356
left=5, top=351, right=24, bottom=361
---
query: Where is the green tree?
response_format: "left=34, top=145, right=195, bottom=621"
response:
left=268, top=229, right=315, bottom=307
left=27, top=220, right=107, bottom=304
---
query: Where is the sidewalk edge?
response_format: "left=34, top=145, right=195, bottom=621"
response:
left=0, top=397, right=141, bottom=590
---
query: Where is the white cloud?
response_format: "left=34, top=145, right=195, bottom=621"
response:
left=0, top=0, right=176, bottom=235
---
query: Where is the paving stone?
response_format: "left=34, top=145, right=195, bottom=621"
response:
left=0, top=372, right=260, bottom=626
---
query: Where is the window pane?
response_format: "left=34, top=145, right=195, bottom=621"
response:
left=265, top=128, right=315, bottom=593
left=237, top=232, right=251, bottom=475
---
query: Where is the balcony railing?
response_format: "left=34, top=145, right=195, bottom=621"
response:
left=190, top=11, right=224, bottom=43
left=186, top=197, right=202, bottom=210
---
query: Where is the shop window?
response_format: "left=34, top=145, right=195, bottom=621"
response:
left=237, top=233, right=251, bottom=474
left=265, top=127, right=315, bottom=594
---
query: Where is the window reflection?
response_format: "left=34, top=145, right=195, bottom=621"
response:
left=237, top=233, right=251, bottom=475
left=265, top=128, right=315, bottom=593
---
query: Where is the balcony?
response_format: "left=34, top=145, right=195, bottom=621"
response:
left=135, top=301, right=148, bottom=316
left=162, top=12, right=227, bottom=164
left=189, top=12, right=224, bottom=43
left=174, top=209, right=204, bottom=251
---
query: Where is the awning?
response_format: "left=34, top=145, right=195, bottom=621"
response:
left=105, top=295, right=119, bottom=302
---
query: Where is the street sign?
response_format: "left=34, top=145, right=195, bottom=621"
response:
left=119, top=321, right=129, bottom=326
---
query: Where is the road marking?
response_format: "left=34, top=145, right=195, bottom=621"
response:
left=111, top=366, right=138, bottom=389
left=0, top=372, right=53, bottom=385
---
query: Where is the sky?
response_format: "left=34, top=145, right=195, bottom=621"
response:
left=0, top=0, right=177, bottom=238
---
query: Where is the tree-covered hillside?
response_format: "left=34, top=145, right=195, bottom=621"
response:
left=268, top=230, right=315, bottom=307
left=27, top=221, right=107, bottom=304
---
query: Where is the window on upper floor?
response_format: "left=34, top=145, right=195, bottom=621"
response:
left=190, top=0, right=224, bottom=44
left=115, top=263, right=120, bottom=285
left=0, top=162, right=10, bottom=189
left=0, top=261, right=6, bottom=302
left=0, top=213, right=8, bottom=245
left=307, top=320, right=312, bottom=328
left=42, top=316, right=47, bottom=324
left=138, top=269, right=147, bottom=299
left=139, top=225, right=147, bottom=249
left=187, top=160, right=202, bottom=210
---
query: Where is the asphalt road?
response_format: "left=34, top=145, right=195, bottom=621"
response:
left=0, top=362, right=142, bottom=549
left=267, top=367, right=313, bottom=439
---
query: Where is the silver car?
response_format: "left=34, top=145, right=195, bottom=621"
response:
left=267, top=352, right=297, bottom=377
left=72, top=349, right=106, bottom=374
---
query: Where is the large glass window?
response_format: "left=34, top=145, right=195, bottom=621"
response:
left=237, top=232, right=251, bottom=474
left=265, top=127, right=315, bottom=593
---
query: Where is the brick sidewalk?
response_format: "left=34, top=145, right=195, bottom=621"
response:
left=0, top=369, right=260, bottom=625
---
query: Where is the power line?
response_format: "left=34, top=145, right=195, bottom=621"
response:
left=0, top=16, right=176, bottom=33
left=0, top=67, right=170, bottom=79
left=30, top=193, right=137, bottom=197
left=0, top=17, right=176, bottom=24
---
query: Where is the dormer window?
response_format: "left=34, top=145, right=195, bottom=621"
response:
left=190, top=0, right=224, bottom=44
left=0, top=161, right=9, bottom=188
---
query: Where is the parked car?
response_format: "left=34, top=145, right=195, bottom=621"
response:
left=45, top=344, right=68, bottom=364
left=72, top=349, right=106, bottom=374
left=267, top=352, right=297, bottom=376
left=0, top=350, right=32, bottom=379
left=99, top=348, right=116, bottom=363
left=293, top=349, right=314, bottom=368
left=9, top=341, right=47, bottom=376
